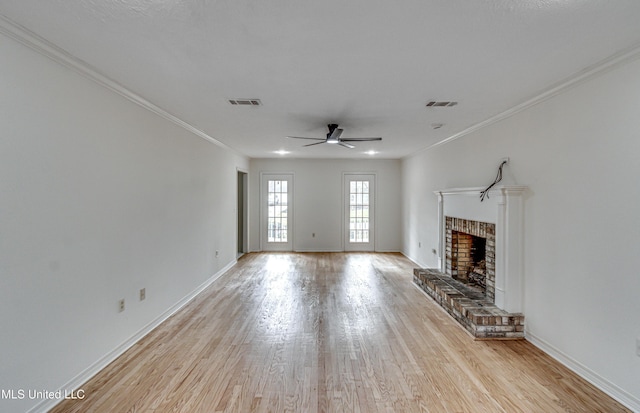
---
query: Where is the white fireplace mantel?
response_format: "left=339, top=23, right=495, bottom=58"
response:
left=435, top=185, right=528, bottom=313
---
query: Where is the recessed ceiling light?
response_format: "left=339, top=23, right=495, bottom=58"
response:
left=365, top=150, right=378, bottom=156
left=274, top=150, right=290, bottom=155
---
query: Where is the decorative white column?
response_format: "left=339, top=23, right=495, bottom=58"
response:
left=436, top=191, right=445, bottom=271
left=495, top=186, right=526, bottom=313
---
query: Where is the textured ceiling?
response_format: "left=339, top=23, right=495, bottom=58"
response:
left=2, top=0, right=640, bottom=158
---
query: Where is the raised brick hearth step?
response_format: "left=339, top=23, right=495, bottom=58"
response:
left=413, top=268, right=524, bottom=339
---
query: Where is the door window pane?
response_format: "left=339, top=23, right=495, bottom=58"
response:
left=267, top=180, right=288, bottom=242
left=349, top=180, right=370, bottom=243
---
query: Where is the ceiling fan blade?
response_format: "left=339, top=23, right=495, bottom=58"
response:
left=340, top=137, right=382, bottom=142
left=303, top=141, right=326, bottom=147
left=338, top=142, right=355, bottom=149
left=286, top=136, right=325, bottom=141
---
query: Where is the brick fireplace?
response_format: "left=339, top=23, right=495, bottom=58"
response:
left=434, top=185, right=527, bottom=313
left=413, top=185, right=527, bottom=338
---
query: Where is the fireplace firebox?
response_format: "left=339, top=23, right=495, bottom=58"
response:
left=450, top=230, right=486, bottom=289
left=445, top=217, right=496, bottom=301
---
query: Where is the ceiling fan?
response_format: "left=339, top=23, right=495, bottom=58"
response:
left=286, top=124, right=382, bottom=149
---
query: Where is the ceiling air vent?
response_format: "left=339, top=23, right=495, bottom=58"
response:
left=426, top=101, right=457, bottom=107
left=228, top=99, right=262, bottom=106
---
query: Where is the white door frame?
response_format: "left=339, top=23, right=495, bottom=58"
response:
left=236, top=168, right=249, bottom=258
left=260, top=172, right=294, bottom=251
left=343, top=173, right=376, bottom=252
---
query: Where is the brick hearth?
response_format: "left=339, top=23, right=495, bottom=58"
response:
left=413, top=268, right=524, bottom=339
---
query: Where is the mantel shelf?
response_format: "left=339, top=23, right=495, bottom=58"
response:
left=434, top=185, right=528, bottom=196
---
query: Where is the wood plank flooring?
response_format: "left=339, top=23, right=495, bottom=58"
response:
left=51, top=252, right=630, bottom=412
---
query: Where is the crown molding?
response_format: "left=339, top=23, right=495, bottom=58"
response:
left=409, top=41, right=640, bottom=157
left=0, top=14, right=239, bottom=154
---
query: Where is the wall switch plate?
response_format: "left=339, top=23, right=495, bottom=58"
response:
left=118, top=299, right=125, bottom=312
left=140, top=288, right=146, bottom=301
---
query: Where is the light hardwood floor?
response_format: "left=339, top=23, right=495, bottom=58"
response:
left=51, top=252, right=630, bottom=412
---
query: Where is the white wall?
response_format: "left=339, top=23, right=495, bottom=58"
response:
left=0, top=31, right=248, bottom=412
left=402, top=55, right=640, bottom=409
left=249, top=159, right=401, bottom=252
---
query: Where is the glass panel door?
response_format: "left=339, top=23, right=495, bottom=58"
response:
left=344, top=174, right=375, bottom=251
left=262, top=173, right=293, bottom=251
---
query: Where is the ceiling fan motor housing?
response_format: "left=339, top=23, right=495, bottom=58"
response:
left=327, top=124, right=343, bottom=143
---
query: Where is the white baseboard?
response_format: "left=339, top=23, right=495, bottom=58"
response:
left=256, top=249, right=403, bottom=253
left=30, top=260, right=237, bottom=413
left=400, top=251, right=428, bottom=269
left=525, top=331, right=640, bottom=412
left=292, top=249, right=343, bottom=252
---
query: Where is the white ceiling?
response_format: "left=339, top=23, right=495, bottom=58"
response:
left=2, top=1, right=640, bottom=159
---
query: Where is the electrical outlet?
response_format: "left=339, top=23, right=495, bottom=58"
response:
left=432, top=248, right=437, bottom=254
left=140, top=288, right=146, bottom=301
left=118, top=299, right=125, bottom=312
left=312, top=233, right=316, bottom=238
left=215, top=250, right=219, bottom=258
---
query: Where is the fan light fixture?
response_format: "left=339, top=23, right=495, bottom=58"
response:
left=326, top=128, right=343, bottom=143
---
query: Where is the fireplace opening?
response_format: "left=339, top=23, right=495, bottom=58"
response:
left=445, top=217, right=496, bottom=301
left=451, top=230, right=487, bottom=293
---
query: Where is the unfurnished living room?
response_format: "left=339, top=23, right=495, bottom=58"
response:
left=1, top=1, right=640, bottom=412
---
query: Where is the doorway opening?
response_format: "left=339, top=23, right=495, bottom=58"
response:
left=237, top=170, right=248, bottom=258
